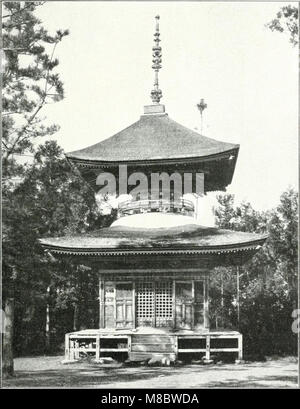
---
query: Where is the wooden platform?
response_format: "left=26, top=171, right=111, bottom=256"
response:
left=64, top=329, right=243, bottom=363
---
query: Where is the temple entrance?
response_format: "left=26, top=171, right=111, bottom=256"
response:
left=102, top=278, right=206, bottom=330
left=136, top=281, right=173, bottom=327
left=135, top=279, right=205, bottom=329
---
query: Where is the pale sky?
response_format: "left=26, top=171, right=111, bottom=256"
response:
left=35, top=1, right=298, bottom=212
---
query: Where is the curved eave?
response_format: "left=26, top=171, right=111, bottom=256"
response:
left=40, top=235, right=267, bottom=257
left=66, top=146, right=239, bottom=169
left=66, top=113, right=239, bottom=164
left=66, top=146, right=239, bottom=193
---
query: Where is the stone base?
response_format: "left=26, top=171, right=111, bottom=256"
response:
left=235, top=359, right=245, bottom=365
left=202, top=359, right=214, bottom=365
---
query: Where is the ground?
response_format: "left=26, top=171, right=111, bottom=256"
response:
left=2, top=355, right=298, bottom=388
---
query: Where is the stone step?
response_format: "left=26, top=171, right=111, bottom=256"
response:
left=129, top=352, right=176, bottom=362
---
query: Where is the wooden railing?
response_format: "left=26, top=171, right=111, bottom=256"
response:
left=117, top=198, right=195, bottom=218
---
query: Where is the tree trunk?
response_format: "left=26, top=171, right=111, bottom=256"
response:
left=2, top=298, right=14, bottom=378
left=73, top=305, right=79, bottom=331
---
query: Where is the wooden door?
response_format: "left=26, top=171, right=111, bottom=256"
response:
left=115, top=283, right=133, bottom=328
left=136, top=282, right=155, bottom=327
left=175, top=281, right=194, bottom=330
left=155, top=281, right=173, bottom=327
left=194, top=280, right=204, bottom=329
left=104, top=282, right=115, bottom=328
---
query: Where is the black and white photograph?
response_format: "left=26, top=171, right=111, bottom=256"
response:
left=1, top=0, right=299, bottom=390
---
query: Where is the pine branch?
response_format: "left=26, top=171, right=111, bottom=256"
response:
left=4, top=39, right=60, bottom=160
left=2, top=2, right=44, bottom=19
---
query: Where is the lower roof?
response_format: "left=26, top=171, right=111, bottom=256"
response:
left=39, top=224, right=267, bottom=257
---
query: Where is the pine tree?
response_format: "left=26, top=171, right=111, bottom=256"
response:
left=213, top=189, right=298, bottom=357
left=2, top=2, right=69, bottom=179
left=267, top=5, right=298, bottom=46
left=2, top=2, right=68, bottom=376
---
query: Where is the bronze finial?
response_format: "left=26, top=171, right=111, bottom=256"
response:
left=151, top=15, right=162, bottom=104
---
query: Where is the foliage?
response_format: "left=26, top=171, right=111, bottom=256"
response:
left=2, top=140, right=105, bottom=355
left=2, top=1, right=69, bottom=361
left=1, top=2, right=116, bottom=356
left=2, top=1, right=69, bottom=180
left=2, top=3, right=298, bottom=359
left=267, top=5, right=298, bottom=46
left=212, top=188, right=298, bottom=358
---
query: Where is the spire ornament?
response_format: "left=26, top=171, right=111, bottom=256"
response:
left=151, top=15, right=162, bottom=104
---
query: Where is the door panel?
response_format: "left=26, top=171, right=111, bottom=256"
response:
left=155, top=281, right=173, bottom=327
left=136, top=282, right=155, bottom=327
left=104, top=282, right=115, bottom=328
left=136, top=281, right=173, bottom=327
left=175, top=282, right=194, bottom=329
left=194, top=281, right=204, bottom=329
left=115, top=283, right=133, bottom=328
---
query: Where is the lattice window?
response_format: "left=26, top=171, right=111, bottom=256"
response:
left=136, top=282, right=154, bottom=326
left=155, top=281, right=173, bottom=326
left=136, top=281, right=173, bottom=327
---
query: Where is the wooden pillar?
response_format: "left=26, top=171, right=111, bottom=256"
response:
left=238, top=334, right=243, bottom=360
left=204, top=275, right=210, bottom=330
left=65, top=333, right=70, bottom=361
left=132, top=282, right=136, bottom=329
left=205, top=335, right=210, bottom=360
left=174, top=335, right=178, bottom=359
left=95, top=335, right=100, bottom=361
left=128, top=335, right=132, bottom=353
left=191, top=280, right=195, bottom=329
left=172, top=280, right=176, bottom=329
left=237, top=266, right=240, bottom=329
left=70, top=339, right=75, bottom=360
left=99, top=276, right=105, bottom=329
left=153, top=280, right=157, bottom=328
left=75, top=340, right=80, bottom=359
left=45, top=286, right=51, bottom=352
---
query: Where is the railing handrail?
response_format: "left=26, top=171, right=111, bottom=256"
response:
left=119, top=198, right=194, bottom=208
left=117, top=198, right=195, bottom=217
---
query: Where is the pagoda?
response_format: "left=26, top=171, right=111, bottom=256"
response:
left=40, top=16, right=267, bottom=364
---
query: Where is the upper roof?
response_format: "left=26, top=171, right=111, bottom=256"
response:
left=66, top=17, right=239, bottom=192
left=66, top=111, right=239, bottom=164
